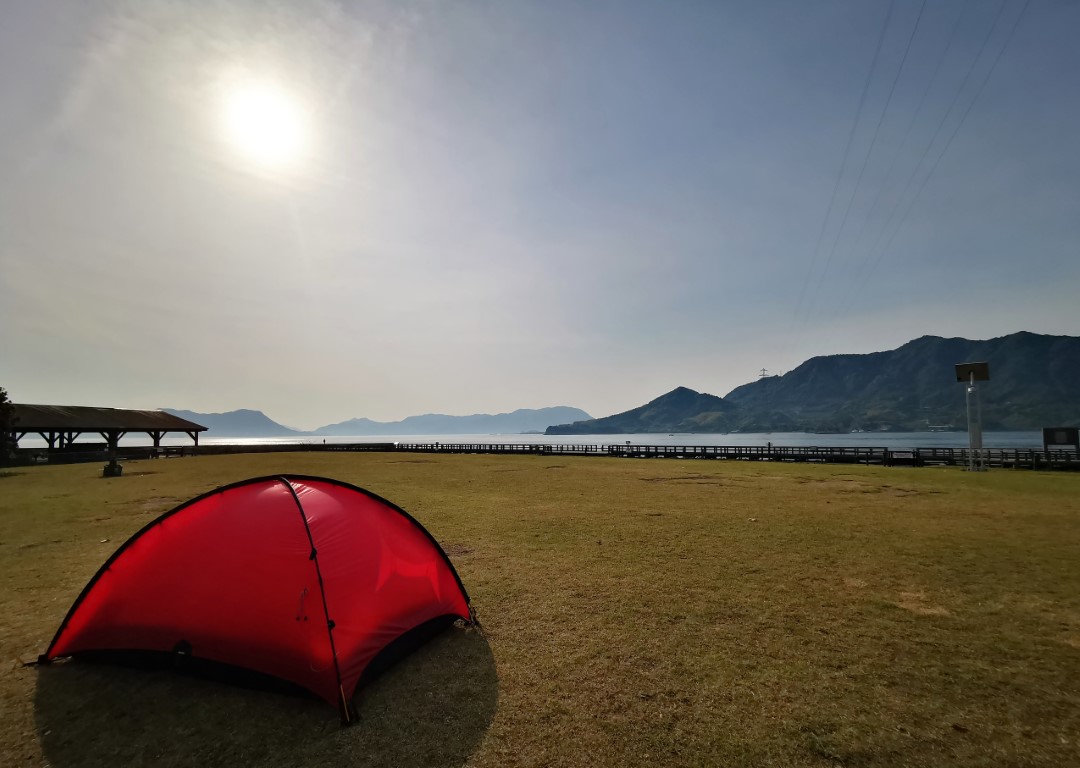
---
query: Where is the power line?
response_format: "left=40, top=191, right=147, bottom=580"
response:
left=823, top=0, right=972, bottom=325
left=787, top=0, right=897, bottom=344
left=802, top=0, right=928, bottom=326
left=881, top=0, right=1032, bottom=255
left=847, top=0, right=1017, bottom=298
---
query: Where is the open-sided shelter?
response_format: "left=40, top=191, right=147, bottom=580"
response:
left=9, top=404, right=207, bottom=450
left=42, top=476, right=473, bottom=722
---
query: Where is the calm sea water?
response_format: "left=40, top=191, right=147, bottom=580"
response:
left=16, top=431, right=1046, bottom=450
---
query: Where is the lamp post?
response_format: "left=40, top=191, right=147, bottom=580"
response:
left=955, top=362, right=990, bottom=472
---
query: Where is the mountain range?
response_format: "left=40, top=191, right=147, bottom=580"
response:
left=163, top=408, right=304, bottom=437
left=163, top=406, right=592, bottom=438
left=546, top=332, right=1080, bottom=434
left=543, top=387, right=739, bottom=435
left=166, top=332, right=1078, bottom=438
left=312, top=407, right=591, bottom=436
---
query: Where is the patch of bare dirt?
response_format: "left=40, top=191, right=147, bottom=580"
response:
left=138, top=497, right=182, bottom=513
left=878, top=484, right=944, bottom=497
left=893, top=591, right=950, bottom=616
left=442, top=543, right=474, bottom=557
left=640, top=475, right=724, bottom=485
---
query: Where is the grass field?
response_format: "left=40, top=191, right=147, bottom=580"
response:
left=2, top=453, right=1079, bottom=767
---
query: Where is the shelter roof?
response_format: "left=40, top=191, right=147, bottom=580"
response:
left=11, top=404, right=207, bottom=433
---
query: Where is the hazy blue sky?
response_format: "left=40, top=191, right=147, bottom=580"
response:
left=2, top=0, right=1077, bottom=428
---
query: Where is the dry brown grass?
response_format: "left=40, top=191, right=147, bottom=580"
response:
left=2, top=453, right=1079, bottom=767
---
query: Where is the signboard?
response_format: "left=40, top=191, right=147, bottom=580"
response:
left=955, top=362, right=990, bottom=382
left=1043, top=427, right=1080, bottom=451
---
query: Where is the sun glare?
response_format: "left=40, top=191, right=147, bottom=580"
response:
left=222, top=79, right=309, bottom=169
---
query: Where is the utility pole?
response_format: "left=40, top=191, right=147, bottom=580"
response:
left=955, top=362, right=990, bottom=472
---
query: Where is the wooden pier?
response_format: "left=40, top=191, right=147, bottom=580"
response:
left=17, top=441, right=1080, bottom=471
left=314, top=441, right=1079, bottom=470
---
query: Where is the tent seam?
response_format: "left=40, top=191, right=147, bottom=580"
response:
left=277, top=476, right=354, bottom=724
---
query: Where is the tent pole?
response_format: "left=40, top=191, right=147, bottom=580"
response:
left=278, top=476, right=355, bottom=725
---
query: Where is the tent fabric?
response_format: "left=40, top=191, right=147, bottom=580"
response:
left=43, top=476, right=471, bottom=720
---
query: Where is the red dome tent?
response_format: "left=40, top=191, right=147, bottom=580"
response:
left=42, top=476, right=473, bottom=722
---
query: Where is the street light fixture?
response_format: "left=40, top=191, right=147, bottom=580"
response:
left=955, top=361, right=990, bottom=472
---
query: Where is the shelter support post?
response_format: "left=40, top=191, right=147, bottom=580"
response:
left=100, top=430, right=127, bottom=477
left=36, top=432, right=58, bottom=449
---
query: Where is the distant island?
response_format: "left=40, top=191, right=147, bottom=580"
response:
left=162, top=408, right=305, bottom=438
left=311, top=407, right=591, bottom=436
left=546, top=331, right=1080, bottom=434
left=163, top=406, right=592, bottom=438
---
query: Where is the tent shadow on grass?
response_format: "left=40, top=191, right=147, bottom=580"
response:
left=35, top=625, right=497, bottom=768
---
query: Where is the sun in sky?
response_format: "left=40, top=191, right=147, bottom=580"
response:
left=220, top=77, right=310, bottom=170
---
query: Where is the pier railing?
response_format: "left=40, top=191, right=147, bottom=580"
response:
left=16, top=441, right=1079, bottom=470
left=320, top=442, right=1079, bottom=470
